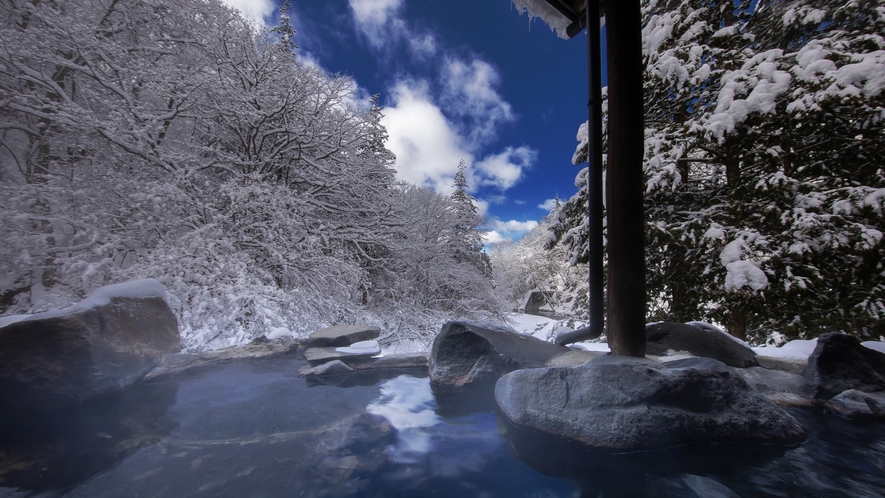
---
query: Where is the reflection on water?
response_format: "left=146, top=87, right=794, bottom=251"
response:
left=2, top=355, right=884, bottom=497
left=366, top=375, right=439, bottom=463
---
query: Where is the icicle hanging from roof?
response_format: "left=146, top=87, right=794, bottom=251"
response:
left=511, top=0, right=572, bottom=39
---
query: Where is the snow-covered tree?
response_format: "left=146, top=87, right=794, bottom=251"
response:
left=0, top=0, right=502, bottom=351
left=450, top=160, right=493, bottom=278
left=490, top=203, right=588, bottom=314
left=551, top=0, right=884, bottom=342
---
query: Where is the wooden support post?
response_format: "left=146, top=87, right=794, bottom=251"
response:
left=605, top=0, right=646, bottom=357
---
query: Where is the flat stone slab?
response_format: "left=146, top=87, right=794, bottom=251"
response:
left=756, top=355, right=807, bottom=374
left=304, top=340, right=381, bottom=365
left=145, top=338, right=300, bottom=381
left=307, top=325, right=380, bottom=348
left=300, top=353, right=430, bottom=377
left=496, top=355, right=807, bottom=452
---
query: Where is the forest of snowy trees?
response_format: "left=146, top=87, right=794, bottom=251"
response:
left=547, top=0, right=885, bottom=344
left=0, top=0, right=497, bottom=350
left=1, top=0, right=882, bottom=351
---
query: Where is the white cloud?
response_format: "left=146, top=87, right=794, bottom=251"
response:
left=442, top=59, right=514, bottom=145
left=538, top=198, right=558, bottom=211
left=491, top=219, right=539, bottom=233
left=483, top=230, right=509, bottom=245
left=483, top=219, right=539, bottom=245
left=222, top=0, right=275, bottom=23
left=381, top=82, right=471, bottom=193
left=474, top=146, right=536, bottom=191
left=349, top=0, right=406, bottom=48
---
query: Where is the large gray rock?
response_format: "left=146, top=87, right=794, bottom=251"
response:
left=495, top=355, right=807, bottom=452
left=307, top=325, right=380, bottom=347
left=429, top=321, right=568, bottom=390
left=805, top=332, right=885, bottom=400
left=646, top=322, right=758, bottom=367
left=0, top=280, right=179, bottom=403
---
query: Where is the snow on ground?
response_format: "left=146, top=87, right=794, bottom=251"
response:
left=571, top=342, right=611, bottom=353
left=504, top=312, right=570, bottom=342
left=753, top=338, right=818, bottom=360
left=504, top=312, right=610, bottom=352
left=862, top=341, right=885, bottom=354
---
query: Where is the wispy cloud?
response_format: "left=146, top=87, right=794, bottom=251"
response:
left=441, top=59, right=514, bottom=146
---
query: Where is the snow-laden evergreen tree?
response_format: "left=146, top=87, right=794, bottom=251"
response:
left=271, top=1, right=298, bottom=52
left=552, top=0, right=884, bottom=343
left=451, top=160, right=493, bottom=278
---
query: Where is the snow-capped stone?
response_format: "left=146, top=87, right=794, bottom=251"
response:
left=495, top=355, right=807, bottom=452
left=0, top=280, right=180, bottom=404
left=805, top=332, right=885, bottom=400
left=307, top=325, right=381, bottom=348
left=335, top=340, right=381, bottom=356
left=304, top=340, right=382, bottom=365
left=429, top=321, right=568, bottom=392
left=646, top=322, right=758, bottom=367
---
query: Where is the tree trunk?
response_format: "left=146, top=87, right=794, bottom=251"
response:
left=605, top=0, right=646, bottom=357
left=727, top=308, right=747, bottom=341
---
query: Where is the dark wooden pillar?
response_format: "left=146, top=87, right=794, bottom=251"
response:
left=605, top=0, right=646, bottom=357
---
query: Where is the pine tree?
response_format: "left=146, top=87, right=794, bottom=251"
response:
left=271, top=1, right=297, bottom=52
left=451, top=160, right=492, bottom=278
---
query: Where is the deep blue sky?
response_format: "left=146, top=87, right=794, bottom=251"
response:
left=226, top=0, right=605, bottom=243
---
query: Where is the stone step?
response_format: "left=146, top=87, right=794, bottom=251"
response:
left=304, top=340, right=381, bottom=365
left=306, top=325, right=380, bottom=348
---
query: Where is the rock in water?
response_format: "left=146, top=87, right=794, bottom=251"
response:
left=805, top=332, right=885, bottom=400
left=429, top=321, right=568, bottom=390
left=0, top=280, right=180, bottom=404
left=307, top=325, right=381, bottom=348
left=495, top=356, right=806, bottom=452
left=825, top=389, right=885, bottom=419
left=646, top=322, right=758, bottom=367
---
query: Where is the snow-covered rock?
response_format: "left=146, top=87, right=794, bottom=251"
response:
left=307, top=325, right=381, bottom=348
left=495, top=355, right=807, bottom=452
left=0, top=279, right=179, bottom=404
left=429, top=321, right=567, bottom=392
left=805, top=332, right=885, bottom=400
left=646, top=322, right=758, bottom=367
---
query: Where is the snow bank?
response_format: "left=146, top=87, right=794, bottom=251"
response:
left=505, top=312, right=561, bottom=341
left=335, top=340, right=381, bottom=356
left=862, top=341, right=885, bottom=354
left=753, top=338, right=818, bottom=360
